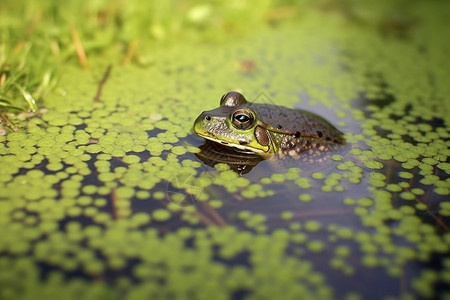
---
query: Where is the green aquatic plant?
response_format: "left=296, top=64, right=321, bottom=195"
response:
left=1, top=1, right=450, bottom=300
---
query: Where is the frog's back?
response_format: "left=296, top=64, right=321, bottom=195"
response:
left=249, top=103, right=345, bottom=144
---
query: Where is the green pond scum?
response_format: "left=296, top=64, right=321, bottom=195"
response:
left=1, top=1, right=450, bottom=299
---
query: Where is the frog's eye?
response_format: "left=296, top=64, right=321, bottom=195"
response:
left=231, top=109, right=254, bottom=130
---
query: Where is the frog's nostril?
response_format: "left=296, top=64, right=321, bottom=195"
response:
left=205, top=115, right=211, bottom=121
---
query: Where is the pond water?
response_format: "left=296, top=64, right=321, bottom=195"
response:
left=1, top=4, right=450, bottom=300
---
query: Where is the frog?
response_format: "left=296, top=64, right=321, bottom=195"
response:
left=193, top=91, right=345, bottom=160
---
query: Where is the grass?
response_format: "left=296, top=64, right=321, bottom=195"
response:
left=0, top=0, right=416, bottom=124
left=0, top=0, right=306, bottom=126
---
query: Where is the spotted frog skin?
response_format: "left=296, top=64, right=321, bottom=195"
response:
left=193, top=92, right=345, bottom=158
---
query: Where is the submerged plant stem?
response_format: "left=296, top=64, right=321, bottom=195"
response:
left=202, top=203, right=227, bottom=226
left=0, top=112, right=17, bottom=131
left=94, top=65, right=112, bottom=102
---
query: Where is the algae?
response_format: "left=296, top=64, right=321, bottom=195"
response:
left=1, top=1, right=450, bottom=300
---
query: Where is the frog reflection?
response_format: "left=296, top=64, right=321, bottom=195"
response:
left=195, top=140, right=265, bottom=174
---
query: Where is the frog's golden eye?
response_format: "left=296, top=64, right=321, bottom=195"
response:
left=231, top=109, right=254, bottom=130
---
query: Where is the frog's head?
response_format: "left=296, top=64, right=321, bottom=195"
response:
left=193, top=92, right=272, bottom=154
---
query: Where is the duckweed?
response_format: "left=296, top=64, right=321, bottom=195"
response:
left=311, top=172, right=324, bottom=180
left=270, top=173, right=285, bottom=183
left=304, top=221, right=321, bottom=232
left=152, top=209, right=171, bottom=221
left=298, top=194, right=312, bottom=202
left=209, top=199, right=223, bottom=209
left=363, top=160, right=384, bottom=170
left=1, top=2, right=449, bottom=300
left=280, top=211, right=294, bottom=220
left=307, top=240, right=324, bottom=253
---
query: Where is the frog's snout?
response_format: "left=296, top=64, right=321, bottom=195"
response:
left=195, top=112, right=213, bottom=125
left=194, top=112, right=210, bottom=134
left=198, top=111, right=211, bottom=121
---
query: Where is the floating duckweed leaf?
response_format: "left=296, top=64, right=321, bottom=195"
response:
left=260, top=177, right=272, bottom=184
left=270, top=173, right=285, bottom=183
left=85, top=144, right=102, bottom=153
left=152, top=191, right=165, bottom=200
left=46, top=162, right=63, bottom=171
left=291, top=233, right=307, bottom=244
left=311, top=172, right=324, bottom=180
left=415, top=203, right=428, bottom=211
left=123, top=155, right=140, bottom=164
left=307, top=240, right=324, bottom=253
left=411, top=188, right=425, bottom=196
left=152, top=209, right=171, bottom=221
left=304, top=221, right=321, bottom=232
left=354, top=207, right=369, bottom=216
left=331, top=155, right=343, bottom=161
left=170, top=146, right=187, bottom=155
left=434, top=187, right=450, bottom=196
left=280, top=211, right=294, bottom=220
left=363, top=160, right=384, bottom=169
left=6, top=132, right=27, bottom=141
left=357, top=198, right=374, bottom=207
left=77, top=196, right=93, bottom=206
left=209, top=199, right=223, bottom=208
left=285, top=172, right=299, bottom=181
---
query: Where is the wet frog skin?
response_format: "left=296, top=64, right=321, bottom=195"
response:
left=193, top=92, right=345, bottom=159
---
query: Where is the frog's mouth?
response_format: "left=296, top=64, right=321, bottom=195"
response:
left=197, top=134, right=267, bottom=155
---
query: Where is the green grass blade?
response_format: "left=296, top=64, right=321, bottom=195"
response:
left=14, top=83, right=38, bottom=112
left=0, top=100, right=22, bottom=110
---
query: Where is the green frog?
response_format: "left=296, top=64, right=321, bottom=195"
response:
left=193, top=92, right=345, bottom=160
